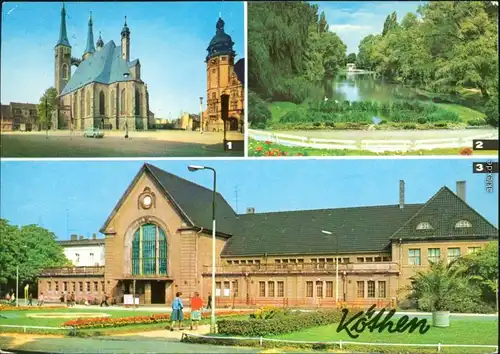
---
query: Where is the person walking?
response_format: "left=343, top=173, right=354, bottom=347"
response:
left=10, top=292, right=15, bottom=305
left=28, top=293, right=33, bottom=306
left=170, top=292, right=184, bottom=331
left=189, top=292, right=203, bottom=330
left=37, top=293, right=45, bottom=306
left=100, top=292, right=109, bottom=307
left=206, top=292, right=212, bottom=310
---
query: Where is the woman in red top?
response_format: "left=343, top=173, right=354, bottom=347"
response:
left=190, top=292, right=203, bottom=330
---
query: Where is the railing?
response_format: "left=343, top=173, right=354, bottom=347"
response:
left=248, top=129, right=499, bottom=152
left=202, top=262, right=399, bottom=275
left=39, top=266, right=105, bottom=276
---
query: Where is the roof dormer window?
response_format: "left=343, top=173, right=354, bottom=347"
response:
left=416, top=222, right=433, bottom=230
left=455, top=220, right=472, bottom=228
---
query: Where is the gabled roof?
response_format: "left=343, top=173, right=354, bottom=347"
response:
left=221, top=204, right=423, bottom=257
left=61, top=41, right=137, bottom=96
left=100, top=164, right=236, bottom=236
left=390, top=187, right=498, bottom=241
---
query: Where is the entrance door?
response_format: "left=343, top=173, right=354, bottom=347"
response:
left=229, top=117, right=238, bottom=131
left=150, top=281, right=166, bottom=304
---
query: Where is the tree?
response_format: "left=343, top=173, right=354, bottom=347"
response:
left=37, top=87, right=58, bottom=130
left=346, top=53, right=356, bottom=64
left=406, top=259, right=469, bottom=312
left=318, top=11, right=328, bottom=34
left=458, top=242, right=499, bottom=310
left=0, top=219, right=69, bottom=292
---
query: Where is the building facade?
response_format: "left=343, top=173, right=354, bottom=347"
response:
left=60, top=234, right=105, bottom=267
left=204, top=17, right=244, bottom=133
left=53, top=4, right=149, bottom=131
left=1, top=103, right=39, bottom=131
left=38, top=164, right=498, bottom=306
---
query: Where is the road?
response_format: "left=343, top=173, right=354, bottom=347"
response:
left=0, top=131, right=244, bottom=158
left=0, top=334, right=259, bottom=353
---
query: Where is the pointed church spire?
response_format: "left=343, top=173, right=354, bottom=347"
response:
left=56, top=2, right=71, bottom=47
left=83, top=11, right=96, bottom=57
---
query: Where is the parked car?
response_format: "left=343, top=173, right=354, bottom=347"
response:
left=83, top=127, right=104, bottom=138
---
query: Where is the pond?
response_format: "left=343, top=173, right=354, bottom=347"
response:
left=326, top=73, right=429, bottom=103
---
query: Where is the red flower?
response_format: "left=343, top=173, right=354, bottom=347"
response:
left=264, top=141, right=272, bottom=145
left=460, top=147, right=473, bottom=156
left=255, top=146, right=263, bottom=152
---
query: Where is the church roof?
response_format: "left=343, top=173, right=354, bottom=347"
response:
left=60, top=40, right=135, bottom=96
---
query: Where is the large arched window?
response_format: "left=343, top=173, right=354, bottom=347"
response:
left=73, top=92, right=77, bottom=119
left=86, top=90, right=91, bottom=116
left=110, top=90, right=115, bottom=116
left=135, top=89, right=141, bottom=116
left=99, top=91, right=105, bottom=115
left=79, top=90, right=84, bottom=118
left=62, top=64, right=69, bottom=79
left=131, top=224, right=167, bottom=276
left=416, top=222, right=433, bottom=230
left=120, top=88, right=126, bottom=115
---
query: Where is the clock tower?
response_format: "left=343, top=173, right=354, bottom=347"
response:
left=205, top=17, right=243, bottom=132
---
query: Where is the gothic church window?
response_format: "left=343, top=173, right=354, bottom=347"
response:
left=80, top=90, right=84, bottom=118
left=86, top=90, right=91, bottom=116
left=99, top=91, right=105, bottom=116
left=212, top=92, right=216, bottom=100
left=120, top=89, right=126, bottom=115
left=73, top=93, right=77, bottom=119
left=135, top=89, right=141, bottom=116
left=131, top=223, right=167, bottom=276
left=62, top=64, right=69, bottom=79
left=110, top=91, right=115, bottom=116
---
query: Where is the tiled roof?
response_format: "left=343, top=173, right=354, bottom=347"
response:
left=60, top=41, right=135, bottom=96
left=390, top=187, right=498, bottom=241
left=221, top=204, right=424, bottom=257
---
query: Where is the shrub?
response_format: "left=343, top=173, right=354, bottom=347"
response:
left=433, top=122, right=448, bottom=128
left=403, top=123, right=417, bottom=129
left=248, top=91, right=272, bottom=127
left=217, top=308, right=358, bottom=337
left=417, top=117, right=427, bottom=124
left=467, top=119, right=487, bottom=126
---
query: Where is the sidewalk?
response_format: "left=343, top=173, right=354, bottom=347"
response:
left=110, top=324, right=211, bottom=341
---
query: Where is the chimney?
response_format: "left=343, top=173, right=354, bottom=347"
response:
left=456, top=181, right=466, bottom=201
left=246, top=207, right=255, bottom=214
left=92, top=233, right=97, bottom=240
left=399, top=180, right=405, bottom=209
left=71, top=234, right=78, bottom=241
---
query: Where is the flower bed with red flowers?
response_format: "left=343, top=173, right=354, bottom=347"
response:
left=0, top=305, right=67, bottom=312
left=459, top=147, right=473, bottom=155
left=62, top=310, right=254, bottom=329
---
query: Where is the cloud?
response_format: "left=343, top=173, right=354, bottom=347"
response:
left=329, top=24, right=373, bottom=32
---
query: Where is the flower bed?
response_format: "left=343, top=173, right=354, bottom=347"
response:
left=218, top=308, right=361, bottom=337
left=0, top=305, right=67, bottom=312
left=62, top=309, right=254, bottom=329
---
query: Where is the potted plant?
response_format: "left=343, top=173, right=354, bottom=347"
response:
left=404, top=259, right=469, bottom=327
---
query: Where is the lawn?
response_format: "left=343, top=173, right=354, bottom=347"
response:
left=435, top=103, right=486, bottom=122
left=248, top=138, right=497, bottom=156
left=274, top=319, right=498, bottom=345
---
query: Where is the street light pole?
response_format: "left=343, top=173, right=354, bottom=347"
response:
left=199, top=97, right=204, bottom=134
left=45, top=96, right=48, bottom=139
left=188, top=165, right=217, bottom=333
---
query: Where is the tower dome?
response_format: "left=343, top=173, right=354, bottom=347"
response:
left=206, top=17, right=235, bottom=61
left=121, top=16, right=130, bottom=38
left=96, top=32, right=104, bottom=49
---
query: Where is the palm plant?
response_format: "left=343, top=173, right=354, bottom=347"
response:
left=405, top=259, right=469, bottom=312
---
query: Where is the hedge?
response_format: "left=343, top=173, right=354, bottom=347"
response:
left=217, top=308, right=361, bottom=337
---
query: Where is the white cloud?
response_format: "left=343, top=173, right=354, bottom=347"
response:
left=329, top=24, right=373, bottom=32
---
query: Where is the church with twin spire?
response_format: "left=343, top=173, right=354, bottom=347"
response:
left=53, top=3, right=150, bottom=131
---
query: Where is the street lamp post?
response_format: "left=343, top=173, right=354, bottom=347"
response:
left=188, top=165, right=216, bottom=333
left=16, top=265, right=19, bottom=307
left=321, top=230, right=338, bottom=303
left=199, top=97, right=204, bottom=134
left=45, top=96, right=48, bottom=139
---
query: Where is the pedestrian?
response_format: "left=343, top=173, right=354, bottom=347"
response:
left=37, top=293, right=44, bottom=306
left=28, top=293, right=33, bottom=306
left=10, top=292, right=15, bottom=304
left=190, top=292, right=203, bottom=330
left=170, top=292, right=184, bottom=331
left=100, top=292, right=109, bottom=307
left=206, top=292, right=212, bottom=310
left=5, top=293, right=10, bottom=302
left=70, top=292, right=76, bottom=307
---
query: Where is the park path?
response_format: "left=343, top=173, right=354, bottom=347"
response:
left=109, top=324, right=212, bottom=340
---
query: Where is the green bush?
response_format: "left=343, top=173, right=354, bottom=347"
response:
left=417, top=117, right=428, bottom=124
left=248, top=91, right=272, bottom=127
left=433, top=122, right=448, bottom=128
left=217, top=309, right=353, bottom=337
left=467, top=119, right=486, bottom=126
left=403, top=123, right=417, bottom=129
left=485, top=94, right=498, bottom=127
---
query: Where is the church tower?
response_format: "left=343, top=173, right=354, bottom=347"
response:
left=54, top=3, right=72, bottom=95
left=121, top=17, right=130, bottom=62
left=205, top=16, right=236, bottom=131
left=83, top=12, right=96, bottom=61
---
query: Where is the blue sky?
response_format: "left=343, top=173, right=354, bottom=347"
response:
left=1, top=159, right=497, bottom=240
left=313, top=1, right=424, bottom=54
left=1, top=1, right=244, bottom=119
